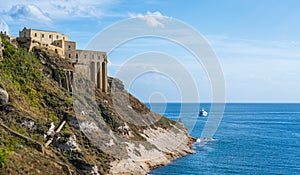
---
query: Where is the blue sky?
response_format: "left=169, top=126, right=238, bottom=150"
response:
left=1, top=0, right=300, bottom=102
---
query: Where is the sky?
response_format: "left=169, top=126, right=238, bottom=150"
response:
left=0, top=0, right=300, bottom=103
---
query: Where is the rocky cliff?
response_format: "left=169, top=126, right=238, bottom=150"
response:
left=0, top=33, right=194, bottom=174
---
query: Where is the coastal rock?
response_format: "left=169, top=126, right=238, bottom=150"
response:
left=0, top=88, right=9, bottom=105
left=109, top=123, right=194, bottom=175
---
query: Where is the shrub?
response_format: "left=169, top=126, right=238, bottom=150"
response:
left=0, top=147, right=9, bottom=168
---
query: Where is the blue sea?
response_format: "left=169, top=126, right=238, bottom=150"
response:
left=146, top=103, right=300, bottom=175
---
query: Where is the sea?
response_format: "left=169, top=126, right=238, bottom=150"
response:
left=145, top=103, right=300, bottom=175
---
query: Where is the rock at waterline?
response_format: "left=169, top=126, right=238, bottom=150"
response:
left=0, top=88, right=9, bottom=105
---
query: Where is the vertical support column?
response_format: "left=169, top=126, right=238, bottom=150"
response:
left=90, top=62, right=95, bottom=83
left=102, top=60, right=108, bottom=92
left=70, top=71, right=74, bottom=92
left=99, top=61, right=103, bottom=91
left=66, top=71, right=70, bottom=92
left=97, top=62, right=101, bottom=89
left=67, top=70, right=73, bottom=92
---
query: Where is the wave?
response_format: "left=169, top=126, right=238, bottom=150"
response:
left=196, top=137, right=217, bottom=143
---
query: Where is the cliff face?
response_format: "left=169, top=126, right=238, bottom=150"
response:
left=80, top=78, right=195, bottom=174
left=0, top=34, right=194, bottom=175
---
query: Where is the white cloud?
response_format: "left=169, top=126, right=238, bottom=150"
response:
left=129, top=11, right=170, bottom=27
left=49, top=0, right=102, bottom=19
left=207, top=35, right=300, bottom=59
left=204, top=35, right=300, bottom=102
left=0, top=0, right=118, bottom=25
left=6, top=4, right=52, bottom=25
left=0, top=18, right=9, bottom=34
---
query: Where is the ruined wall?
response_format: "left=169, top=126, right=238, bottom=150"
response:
left=18, top=28, right=108, bottom=92
left=75, top=50, right=108, bottom=92
left=18, top=28, right=71, bottom=59
left=17, top=37, right=65, bottom=57
left=19, top=27, right=70, bottom=44
left=64, top=41, right=76, bottom=63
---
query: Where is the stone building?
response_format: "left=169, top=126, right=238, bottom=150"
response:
left=17, top=27, right=108, bottom=92
left=18, top=27, right=73, bottom=61
left=75, top=50, right=108, bottom=92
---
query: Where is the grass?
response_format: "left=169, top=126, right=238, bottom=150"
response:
left=0, top=33, right=185, bottom=174
left=0, top=34, right=114, bottom=174
left=0, top=131, right=26, bottom=168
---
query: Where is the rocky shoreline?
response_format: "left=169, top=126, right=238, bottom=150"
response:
left=109, top=125, right=196, bottom=175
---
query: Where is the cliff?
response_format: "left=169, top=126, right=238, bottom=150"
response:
left=0, top=34, right=194, bottom=174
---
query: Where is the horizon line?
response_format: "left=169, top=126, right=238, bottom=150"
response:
left=143, top=101, right=300, bottom=104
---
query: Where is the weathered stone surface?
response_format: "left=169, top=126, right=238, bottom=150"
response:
left=109, top=125, right=194, bottom=175
left=0, top=88, right=9, bottom=105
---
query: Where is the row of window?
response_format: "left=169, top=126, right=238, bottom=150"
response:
left=75, top=53, right=103, bottom=60
left=32, top=33, right=65, bottom=40
left=68, top=53, right=104, bottom=64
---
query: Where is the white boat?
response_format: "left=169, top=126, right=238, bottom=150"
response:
left=199, top=108, right=208, bottom=117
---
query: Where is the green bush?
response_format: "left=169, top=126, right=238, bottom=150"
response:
left=0, top=34, right=43, bottom=107
left=0, top=135, right=20, bottom=169
left=0, top=147, right=9, bottom=168
left=58, top=68, right=66, bottom=81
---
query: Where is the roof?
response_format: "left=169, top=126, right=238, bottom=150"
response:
left=22, top=27, right=68, bottom=36
left=32, top=29, right=67, bottom=36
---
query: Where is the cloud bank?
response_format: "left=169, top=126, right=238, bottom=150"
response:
left=7, top=4, right=52, bottom=25
left=0, top=18, right=9, bottom=34
left=129, top=11, right=170, bottom=27
left=1, top=0, right=117, bottom=26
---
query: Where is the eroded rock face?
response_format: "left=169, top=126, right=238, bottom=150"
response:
left=0, top=88, right=9, bottom=105
left=109, top=124, right=194, bottom=175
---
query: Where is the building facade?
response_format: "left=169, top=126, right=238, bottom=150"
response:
left=76, top=50, right=108, bottom=92
left=18, top=27, right=108, bottom=92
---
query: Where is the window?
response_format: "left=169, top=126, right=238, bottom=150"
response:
left=49, top=35, right=52, bottom=39
left=56, top=35, right=59, bottom=39
left=91, top=54, right=94, bottom=59
left=76, top=54, right=79, bottom=63
left=63, top=37, right=65, bottom=40
left=34, top=33, right=37, bottom=37
left=69, top=54, right=71, bottom=58
left=84, top=54, right=87, bottom=59
left=98, top=56, right=100, bottom=60
left=42, top=34, right=44, bottom=38
left=68, top=45, right=71, bottom=50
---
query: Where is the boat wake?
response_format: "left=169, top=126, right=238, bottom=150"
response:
left=196, top=137, right=217, bottom=143
left=193, top=138, right=217, bottom=152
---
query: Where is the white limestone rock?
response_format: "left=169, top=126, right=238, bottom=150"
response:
left=0, top=88, right=9, bottom=105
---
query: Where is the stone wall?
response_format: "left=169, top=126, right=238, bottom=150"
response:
left=17, top=37, right=65, bottom=57
left=75, top=50, right=108, bottom=92
left=19, top=27, right=70, bottom=45
left=18, top=28, right=72, bottom=59
left=17, top=28, right=109, bottom=92
left=64, top=41, right=76, bottom=63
